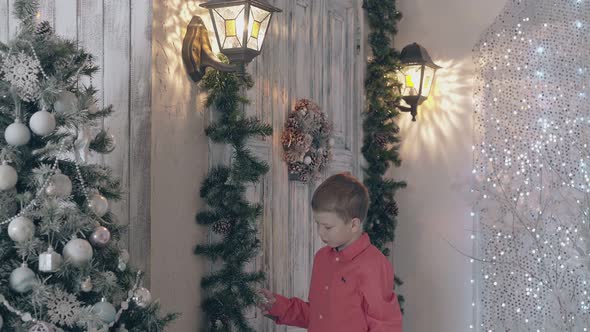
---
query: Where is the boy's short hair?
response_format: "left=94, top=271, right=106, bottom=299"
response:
left=311, top=172, right=370, bottom=223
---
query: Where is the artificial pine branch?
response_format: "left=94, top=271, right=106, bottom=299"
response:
left=362, top=0, right=407, bottom=313
left=196, top=64, right=271, bottom=330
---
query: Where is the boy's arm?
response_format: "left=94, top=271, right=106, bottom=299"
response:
left=360, top=259, right=403, bottom=332
left=266, top=293, right=310, bottom=328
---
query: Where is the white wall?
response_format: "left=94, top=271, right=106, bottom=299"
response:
left=150, top=1, right=211, bottom=331
left=392, top=0, right=507, bottom=331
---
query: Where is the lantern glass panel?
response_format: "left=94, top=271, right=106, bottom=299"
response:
left=212, top=5, right=246, bottom=49
left=397, top=65, right=423, bottom=97
left=247, top=5, right=272, bottom=51
left=420, top=65, right=436, bottom=97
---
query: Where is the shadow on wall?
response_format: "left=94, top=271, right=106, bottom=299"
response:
left=398, top=58, right=474, bottom=168
left=154, top=0, right=217, bottom=103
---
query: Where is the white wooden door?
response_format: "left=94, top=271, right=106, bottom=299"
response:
left=234, top=0, right=365, bottom=330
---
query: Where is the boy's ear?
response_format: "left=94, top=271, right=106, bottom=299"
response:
left=351, top=217, right=362, bottom=231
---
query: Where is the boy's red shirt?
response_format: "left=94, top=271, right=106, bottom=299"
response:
left=267, top=232, right=402, bottom=331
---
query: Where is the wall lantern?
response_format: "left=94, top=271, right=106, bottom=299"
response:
left=396, top=43, right=441, bottom=122
left=182, top=0, right=281, bottom=82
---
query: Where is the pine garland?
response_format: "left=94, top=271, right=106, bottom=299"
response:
left=195, top=67, right=272, bottom=331
left=361, top=0, right=407, bottom=311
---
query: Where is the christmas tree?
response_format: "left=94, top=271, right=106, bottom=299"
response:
left=0, top=1, right=175, bottom=331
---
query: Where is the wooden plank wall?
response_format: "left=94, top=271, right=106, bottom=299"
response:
left=0, top=0, right=153, bottom=280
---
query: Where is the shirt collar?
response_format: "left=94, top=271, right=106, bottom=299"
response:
left=332, top=232, right=371, bottom=262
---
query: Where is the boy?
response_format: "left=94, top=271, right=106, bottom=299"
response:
left=257, top=173, right=402, bottom=331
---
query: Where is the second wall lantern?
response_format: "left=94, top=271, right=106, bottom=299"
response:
left=396, top=43, right=440, bottom=122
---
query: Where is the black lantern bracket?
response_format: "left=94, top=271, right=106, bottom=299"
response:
left=396, top=103, right=418, bottom=122
left=182, top=16, right=239, bottom=82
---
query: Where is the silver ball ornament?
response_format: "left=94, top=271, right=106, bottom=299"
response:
left=87, top=102, right=99, bottom=114
left=8, top=216, right=35, bottom=242
left=9, top=263, right=36, bottom=293
left=45, top=170, right=72, bottom=197
left=63, top=238, right=93, bottom=267
left=132, top=287, right=152, bottom=308
left=89, top=226, right=111, bottom=248
left=28, top=322, right=56, bottom=332
left=119, top=249, right=130, bottom=264
left=91, top=298, right=117, bottom=324
left=4, top=119, right=31, bottom=146
left=81, top=277, right=93, bottom=292
left=304, top=156, right=312, bottom=165
left=0, top=161, right=18, bottom=190
left=29, top=110, right=56, bottom=136
left=88, top=192, right=109, bottom=217
left=53, top=91, right=77, bottom=113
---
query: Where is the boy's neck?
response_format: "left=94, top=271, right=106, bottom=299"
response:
left=335, top=232, right=363, bottom=252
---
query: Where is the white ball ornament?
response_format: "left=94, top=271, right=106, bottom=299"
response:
left=91, top=298, right=117, bottom=324
left=45, top=170, right=72, bottom=197
left=8, top=216, right=35, bottom=242
left=0, top=161, right=18, bottom=190
left=304, top=156, right=312, bottom=165
left=88, top=192, right=109, bottom=217
left=29, top=110, right=56, bottom=136
left=53, top=91, right=77, bottom=113
left=4, top=119, right=31, bottom=146
left=63, top=238, right=93, bottom=267
left=9, top=263, right=36, bottom=293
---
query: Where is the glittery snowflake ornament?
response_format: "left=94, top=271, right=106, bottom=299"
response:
left=28, top=322, right=57, bottom=332
left=2, top=51, right=40, bottom=101
left=46, top=289, right=81, bottom=327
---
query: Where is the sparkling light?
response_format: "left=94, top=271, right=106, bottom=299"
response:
left=471, top=0, right=590, bottom=329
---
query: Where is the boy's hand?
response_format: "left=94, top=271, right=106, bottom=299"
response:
left=257, top=288, right=277, bottom=315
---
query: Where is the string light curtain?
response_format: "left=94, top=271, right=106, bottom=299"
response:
left=472, top=0, right=590, bottom=330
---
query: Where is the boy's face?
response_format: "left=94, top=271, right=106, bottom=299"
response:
left=314, top=210, right=362, bottom=249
